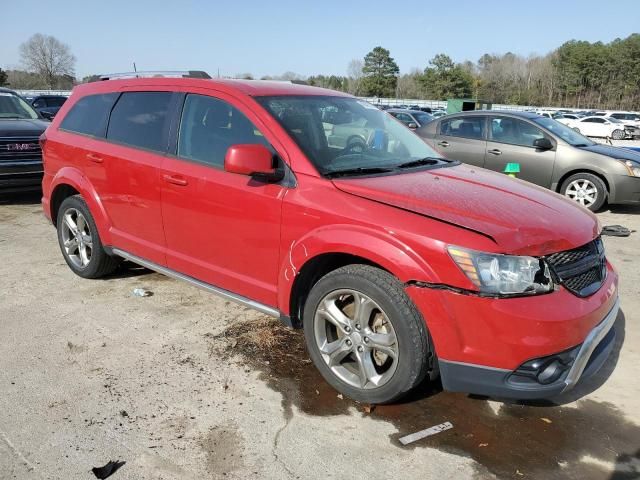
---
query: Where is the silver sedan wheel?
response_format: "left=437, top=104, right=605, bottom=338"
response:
left=61, top=208, right=93, bottom=268
left=313, top=289, right=399, bottom=390
left=565, top=179, right=598, bottom=208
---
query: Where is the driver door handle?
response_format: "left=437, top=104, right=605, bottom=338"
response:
left=163, top=174, right=188, bottom=186
left=437, top=141, right=449, bottom=147
left=86, top=153, right=103, bottom=163
left=488, top=149, right=502, bottom=155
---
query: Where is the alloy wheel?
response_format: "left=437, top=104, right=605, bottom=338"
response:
left=60, top=208, right=93, bottom=268
left=313, top=289, right=399, bottom=389
left=565, top=179, right=598, bottom=208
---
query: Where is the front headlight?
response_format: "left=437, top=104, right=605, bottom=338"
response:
left=623, top=160, right=640, bottom=177
left=448, top=246, right=554, bottom=295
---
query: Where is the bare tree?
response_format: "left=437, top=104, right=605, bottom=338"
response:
left=19, top=34, right=76, bottom=88
left=347, top=58, right=364, bottom=95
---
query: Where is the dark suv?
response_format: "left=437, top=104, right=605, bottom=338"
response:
left=28, top=95, right=68, bottom=120
left=0, top=87, right=49, bottom=192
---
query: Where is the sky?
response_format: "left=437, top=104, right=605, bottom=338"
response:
left=1, top=0, right=639, bottom=79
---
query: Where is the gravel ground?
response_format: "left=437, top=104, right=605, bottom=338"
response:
left=0, top=192, right=639, bottom=480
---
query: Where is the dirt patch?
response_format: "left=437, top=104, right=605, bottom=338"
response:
left=201, top=423, right=245, bottom=476
left=212, top=317, right=640, bottom=480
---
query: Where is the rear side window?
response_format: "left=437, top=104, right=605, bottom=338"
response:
left=107, top=92, right=173, bottom=153
left=440, top=117, right=484, bottom=139
left=60, top=93, right=118, bottom=137
left=490, top=117, right=545, bottom=147
left=177, top=94, right=270, bottom=167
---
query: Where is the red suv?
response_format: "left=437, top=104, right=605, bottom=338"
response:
left=41, top=72, right=619, bottom=403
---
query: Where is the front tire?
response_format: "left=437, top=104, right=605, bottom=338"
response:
left=303, top=264, right=432, bottom=404
left=57, top=195, right=120, bottom=278
left=611, top=129, right=625, bottom=140
left=561, top=173, right=607, bottom=211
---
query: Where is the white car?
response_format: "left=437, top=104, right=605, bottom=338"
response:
left=604, top=112, right=640, bottom=137
left=565, top=116, right=627, bottom=139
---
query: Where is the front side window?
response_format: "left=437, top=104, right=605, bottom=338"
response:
left=532, top=116, right=594, bottom=146
left=107, top=92, right=173, bottom=152
left=60, top=93, right=118, bottom=137
left=177, top=94, right=270, bottom=167
left=490, top=117, right=545, bottom=147
left=256, top=96, right=444, bottom=176
left=0, top=92, right=39, bottom=120
left=440, top=117, right=484, bottom=140
left=413, top=112, right=434, bottom=125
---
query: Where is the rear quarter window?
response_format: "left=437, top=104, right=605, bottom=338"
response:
left=59, top=93, right=118, bottom=137
left=106, top=92, right=173, bottom=153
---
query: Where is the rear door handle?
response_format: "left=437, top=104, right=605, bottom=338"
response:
left=488, top=149, right=502, bottom=155
left=86, top=153, right=103, bottom=163
left=163, top=174, right=188, bottom=186
left=437, top=141, right=450, bottom=147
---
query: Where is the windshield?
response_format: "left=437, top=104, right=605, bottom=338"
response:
left=0, top=92, right=39, bottom=120
left=532, top=116, right=595, bottom=146
left=256, top=96, right=445, bottom=175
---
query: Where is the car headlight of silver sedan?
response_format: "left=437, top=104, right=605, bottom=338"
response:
left=448, top=246, right=554, bottom=295
left=623, top=160, right=640, bottom=177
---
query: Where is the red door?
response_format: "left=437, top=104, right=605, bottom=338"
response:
left=81, top=91, right=174, bottom=265
left=159, top=92, right=287, bottom=307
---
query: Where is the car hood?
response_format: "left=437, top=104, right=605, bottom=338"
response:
left=0, top=118, right=49, bottom=137
left=579, top=143, right=640, bottom=162
left=332, top=164, right=599, bottom=256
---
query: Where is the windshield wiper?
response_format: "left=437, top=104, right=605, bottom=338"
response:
left=324, top=166, right=395, bottom=178
left=396, top=157, right=442, bottom=169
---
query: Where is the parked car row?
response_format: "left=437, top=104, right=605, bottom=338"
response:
left=39, top=73, right=620, bottom=404
left=417, top=110, right=640, bottom=211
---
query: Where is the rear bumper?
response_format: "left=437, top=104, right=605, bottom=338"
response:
left=438, top=297, right=619, bottom=399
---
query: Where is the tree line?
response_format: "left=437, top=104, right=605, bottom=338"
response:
left=2, top=33, right=639, bottom=110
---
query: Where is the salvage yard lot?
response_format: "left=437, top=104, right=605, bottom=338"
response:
left=1, top=193, right=639, bottom=480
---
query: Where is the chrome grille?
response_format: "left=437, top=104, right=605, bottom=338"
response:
left=0, top=137, right=42, bottom=161
left=546, top=237, right=606, bottom=297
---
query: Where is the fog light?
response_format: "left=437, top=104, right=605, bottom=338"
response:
left=536, top=360, right=566, bottom=385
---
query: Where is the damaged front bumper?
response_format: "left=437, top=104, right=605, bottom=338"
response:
left=437, top=297, right=619, bottom=399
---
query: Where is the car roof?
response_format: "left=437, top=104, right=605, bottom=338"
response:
left=387, top=108, right=422, bottom=114
left=445, top=110, right=541, bottom=119
left=72, top=77, right=351, bottom=98
left=0, top=87, right=18, bottom=94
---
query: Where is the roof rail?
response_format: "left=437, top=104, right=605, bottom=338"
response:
left=99, top=70, right=211, bottom=81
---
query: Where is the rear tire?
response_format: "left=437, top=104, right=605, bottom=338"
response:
left=560, top=173, right=607, bottom=212
left=57, top=195, right=120, bottom=278
left=302, top=264, right=433, bottom=404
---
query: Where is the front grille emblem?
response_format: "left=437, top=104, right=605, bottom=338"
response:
left=6, top=143, right=37, bottom=151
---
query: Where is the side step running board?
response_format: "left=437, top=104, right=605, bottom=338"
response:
left=111, top=248, right=281, bottom=318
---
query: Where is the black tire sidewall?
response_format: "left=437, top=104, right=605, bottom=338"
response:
left=561, top=173, right=607, bottom=211
left=56, top=196, right=110, bottom=279
left=303, top=266, right=429, bottom=404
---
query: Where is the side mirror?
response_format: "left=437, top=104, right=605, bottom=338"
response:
left=224, top=144, right=279, bottom=179
left=533, top=137, right=553, bottom=150
left=407, top=122, right=418, bottom=129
